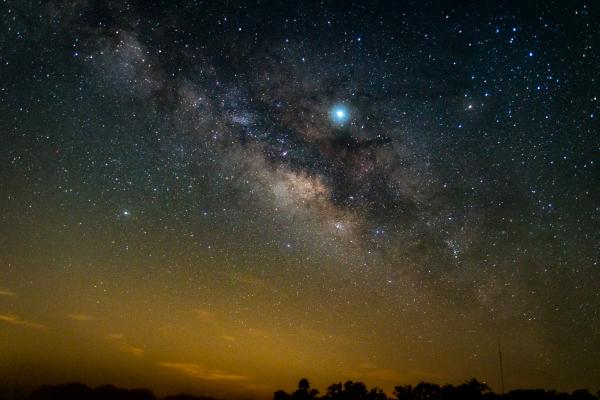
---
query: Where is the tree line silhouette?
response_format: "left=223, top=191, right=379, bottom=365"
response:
left=0, top=383, right=217, bottom=400
left=0, top=379, right=598, bottom=400
left=274, top=378, right=599, bottom=400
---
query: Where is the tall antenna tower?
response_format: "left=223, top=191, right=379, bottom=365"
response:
left=498, top=337, right=505, bottom=394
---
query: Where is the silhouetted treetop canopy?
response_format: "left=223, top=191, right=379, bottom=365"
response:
left=0, top=380, right=598, bottom=400
left=274, top=378, right=598, bottom=400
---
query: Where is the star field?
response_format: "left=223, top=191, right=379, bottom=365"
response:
left=0, top=0, right=599, bottom=397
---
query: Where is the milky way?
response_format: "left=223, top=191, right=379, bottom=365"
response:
left=0, top=0, right=599, bottom=396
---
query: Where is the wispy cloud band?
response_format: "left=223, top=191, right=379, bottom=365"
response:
left=0, top=314, right=46, bottom=330
left=159, top=362, right=249, bottom=381
left=0, top=289, right=18, bottom=297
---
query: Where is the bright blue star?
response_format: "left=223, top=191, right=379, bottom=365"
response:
left=330, top=104, right=350, bottom=125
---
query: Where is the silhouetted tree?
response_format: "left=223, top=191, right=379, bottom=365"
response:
left=506, top=389, right=572, bottom=400
left=94, top=384, right=154, bottom=400
left=439, top=385, right=457, bottom=400
left=455, top=379, right=489, bottom=400
left=368, top=388, right=388, bottom=400
left=274, top=390, right=292, bottom=400
left=29, top=383, right=92, bottom=400
left=394, top=385, right=415, bottom=400
left=322, top=381, right=380, bottom=400
left=323, top=383, right=343, bottom=400
left=391, top=379, right=596, bottom=400
left=292, top=379, right=319, bottom=400
left=571, top=390, right=596, bottom=400
left=413, top=382, right=442, bottom=400
left=343, top=381, right=369, bottom=400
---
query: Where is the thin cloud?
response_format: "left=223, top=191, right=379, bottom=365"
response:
left=0, top=289, right=18, bottom=297
left=68, top=313, right=94, bottom=322
left=0, top=314, right=46, bottom=330
left=120, top=344, right=145, bottom=356
left=106, top=333, right=125, bottom=341
left=159, top=362, right=249, bottom=381
left=105, top=333, right=145, bottom=357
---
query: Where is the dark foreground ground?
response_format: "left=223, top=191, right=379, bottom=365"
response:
left=1, top=379, right=599, bottom=400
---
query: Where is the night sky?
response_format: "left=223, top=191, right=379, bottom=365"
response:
left=1, top=0, right=599, bottom=398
